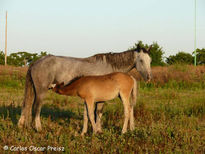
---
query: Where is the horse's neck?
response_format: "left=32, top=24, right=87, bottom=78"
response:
left=111, top=64, right=135, bottom=73
left=84, top=51, right=136, bottom=74
left=92, top=61, right=135, bottom=74
left=58, top=86, right=77, bottom=96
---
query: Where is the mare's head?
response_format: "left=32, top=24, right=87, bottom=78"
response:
left=134, top=45, right=152, bottom=82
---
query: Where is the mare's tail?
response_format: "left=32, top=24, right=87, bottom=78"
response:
left=18, top=65, right=35, bottom=128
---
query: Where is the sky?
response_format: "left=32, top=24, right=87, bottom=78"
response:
left=0, top=0, right=204, bottom=58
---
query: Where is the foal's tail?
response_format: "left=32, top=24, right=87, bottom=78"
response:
left=18, top=65, right=35, bottom=128
left=130, top=76, right=137, bottom=107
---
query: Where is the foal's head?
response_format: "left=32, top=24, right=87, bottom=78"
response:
left=52, top=82, right=64, bottom=93
left=134, top=44, right=152, bottom=82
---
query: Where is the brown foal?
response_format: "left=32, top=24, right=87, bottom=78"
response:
left=52, top=72, right=137, bottom=135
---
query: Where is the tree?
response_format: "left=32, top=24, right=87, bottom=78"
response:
left=8, top=52, right=39, bottom=66
left=166, top=52, right=194, bottom=65
left=195, top=48, right=205, bottom=65
left=1, top=51, right=48, bottom=66
left=130, top=41, right=165, bottom=66
left=0, top=51, right=5, bottom=65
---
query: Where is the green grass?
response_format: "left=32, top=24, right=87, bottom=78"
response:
left=0, top=67, right=205, bottom=153
left=0, top=86, right=205, bottom=153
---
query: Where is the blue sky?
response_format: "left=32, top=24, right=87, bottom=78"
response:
left=0, top=0, right=204, bottom=58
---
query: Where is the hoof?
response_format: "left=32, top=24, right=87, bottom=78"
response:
left=122, top=130, right=127, bottom=134
left=130, top=126, right=135, bottom=131
left=97, top=129, right=103, bottom=134
left=35, top=125, right=42, bottom=132
left=18, top=116, right=25, bottom=129
left=81, top=132, right=86, bottom=137
left=17, top=122, right=24, bottom=129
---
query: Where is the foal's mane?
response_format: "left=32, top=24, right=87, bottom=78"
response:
left=84, top=49, right=137, bottom=69
left=64, top=76, right=83, bottom=87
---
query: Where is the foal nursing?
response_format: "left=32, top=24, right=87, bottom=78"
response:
left=52, top=72, right=137, bottom=135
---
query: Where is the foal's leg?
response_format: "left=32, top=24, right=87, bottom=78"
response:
left=129, top=105, right=135, bottom=131
left=81, top=103, right=88, bottom=136
left=86, top=98, right=97, bottom=134
left=95, top=102, right=104, bottom=133
left=120, top=94, right=131, bottom=134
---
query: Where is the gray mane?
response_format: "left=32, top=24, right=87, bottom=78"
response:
left=84, top=50, right=136, bottom=69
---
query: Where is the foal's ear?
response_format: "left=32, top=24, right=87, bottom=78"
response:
left=59, top=82, right=64, bottom=87
left=55, top=82, right=64, bottom=89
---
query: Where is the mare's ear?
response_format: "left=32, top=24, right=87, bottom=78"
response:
left=147, top=45, right=152, bottom=52
left=137, top=44, right=141, bottom=52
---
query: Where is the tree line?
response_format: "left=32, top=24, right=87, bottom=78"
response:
left=0, top=41, right=204, bottom=67
left=0, top=51, right=47, bottom=66
left=131, top=41, right=205, bottom=66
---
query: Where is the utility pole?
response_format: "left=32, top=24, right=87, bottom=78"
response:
left=194, top=0, right=197, bottom=66
left=5, top=11, right=8, bottom=66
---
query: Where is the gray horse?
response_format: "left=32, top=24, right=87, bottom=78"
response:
left=18, top=44, right=152, bottom=132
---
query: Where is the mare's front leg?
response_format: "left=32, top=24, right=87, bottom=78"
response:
left=81, top=103, right=88, bottom=136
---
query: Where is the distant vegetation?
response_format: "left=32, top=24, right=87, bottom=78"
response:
left=0, top=51, right=47, bottom=66
left=0, top=42, right=205, bottom=66
left=166, top=52, right=194, bottom=65
left=130, top=41, right=205, bottom=66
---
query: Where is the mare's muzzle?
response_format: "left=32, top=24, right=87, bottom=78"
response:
left=146, top=72, right=152, bottom=82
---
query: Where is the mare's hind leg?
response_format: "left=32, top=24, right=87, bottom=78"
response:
left=33, top=90, right=46, bottom=132
left=81, top=103, right=88, bottom=136
left=95, top=102, right=104, bottom=133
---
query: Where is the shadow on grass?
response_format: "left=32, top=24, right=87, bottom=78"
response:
left=0, top=103, right=78, bottom=125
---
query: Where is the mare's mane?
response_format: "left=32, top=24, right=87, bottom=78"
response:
left=83, top=47, right=149, bottom=69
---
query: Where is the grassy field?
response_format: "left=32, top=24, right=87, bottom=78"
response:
left=0, top=65, right=205, bottom=153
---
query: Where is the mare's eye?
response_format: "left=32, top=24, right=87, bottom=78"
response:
left=140, top=59, right=143, bottom=63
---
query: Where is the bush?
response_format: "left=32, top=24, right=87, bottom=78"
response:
left=195, top=48, right=205, bottom=65
left=166, top=52, right=194, bottom=65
